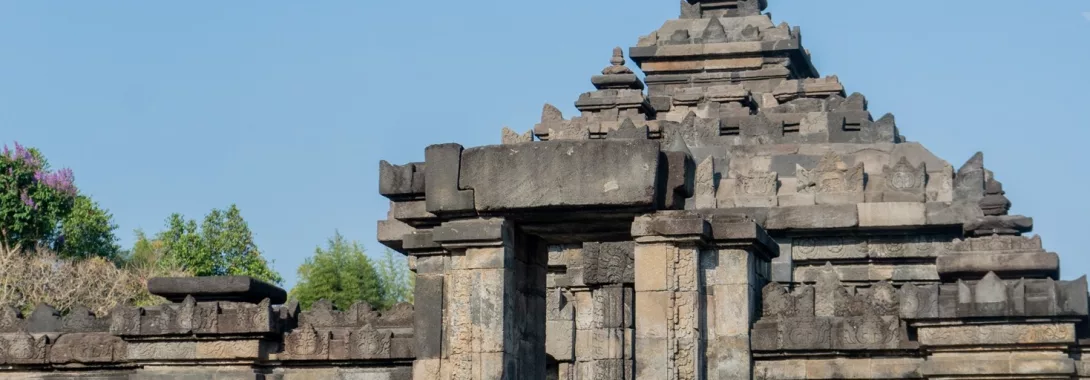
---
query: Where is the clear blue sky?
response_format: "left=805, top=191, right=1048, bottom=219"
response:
left=2, top=1, right=1088, bottom=288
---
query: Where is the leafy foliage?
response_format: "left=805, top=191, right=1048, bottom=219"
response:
left=0, top=141, right=119, bottom=260
left=290, top=231, right=387, bottom=310
left=55, top=195, right=121, bottom=260
left=377, top=248, right=414, bottom=305
left=154, top=205, right=282, bottom=284
left=0, top=142, right=76, bottom=250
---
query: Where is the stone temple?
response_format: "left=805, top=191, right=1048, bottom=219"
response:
left=2, top=1, right=1088, bottom=379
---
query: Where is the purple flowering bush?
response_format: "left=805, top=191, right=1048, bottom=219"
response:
left=1, top=141, right=118, bottom=258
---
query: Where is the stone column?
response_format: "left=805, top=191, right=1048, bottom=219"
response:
left=631, top=212, right=709, bottom=380
left=403, top=228, right=450, bottom=380
left=429, top=218, right=547, bottom=380
left=703, top=220, right=778, bottom=379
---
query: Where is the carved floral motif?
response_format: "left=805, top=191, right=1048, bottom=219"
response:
left=797, top=153, right=864, bottom=194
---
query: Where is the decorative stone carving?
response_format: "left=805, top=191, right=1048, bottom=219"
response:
left=796, top=153, right=864, bottom=201
left=700, top=17, right=728, bottom=43
left=694, top=156, right=717, bottom=209
left=953, top=152, right=985, bottom=202
left=731, top=170, right=778, bottom=207
left=284, top=323, right=329, bottom=359
left=736, top=171, right=778, bottom=196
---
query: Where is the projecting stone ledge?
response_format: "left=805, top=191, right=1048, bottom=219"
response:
left=148, top=276, right=287, bottom=304
left=459, top=140, right=662, bottom=212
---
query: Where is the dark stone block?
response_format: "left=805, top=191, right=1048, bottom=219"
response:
left=937, top=251, right=1059, bottom=281
left=964, top=215, right=1033, bottom=236
left=402, top=230, right=441, bottom=252
left=424, top=143, right=476, bottom=215
left=1059, top=276, right=1089, bottom=316
left=648, top=96, right=672, bottom=113
left=583, top=242, right=635, bottom=285
left=627, top=46, right=658, bottom=59
left=432, top=218, right=508, bottom=245
left=147, top=276, right=286, bottom=304
left=769, top=154, right=819, bottom=177
left=379, top=161, right=425, bottom=200
left=27, top=304, right=61, bottom=333
left=460, top=140, right=661, bottom=213
left=414, top=275, right=444, bottom=359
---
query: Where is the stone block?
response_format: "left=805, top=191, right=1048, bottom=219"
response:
left=633, top=291, right=670, bottom=338
left=925, top=201, right=983, bottom=225
left=432, top=218, right=508, bottom=246
left=734, top=195, right=777, bottom=207
left=424, top=143, right=475, bottom=214
left=582, top=242, right=635, bottom=285
left=754, top=359, right=806, bottom=380
left=414, top=275, right=444, bottom=359
left=769, top=154, right=819, bottom=177
left=635, top=244, right=672, bottom=292
left=195, top=340, right=264, bottom=360
left=546, top=320, right=574, bottom=360
left=147, top=276, right=286, bottom=304
left=815, top=192, right=864, bottom=205
left=937, top=251, right=1060, bottom=280
left=379, top=161, right=425, bottom=200
left=857, top=202, right=926, bottom=227
left=918, top=323, right=1075, bottom=346
left=777, top=193, right=814, bottom=207
left=765, top=205, right=858, bottom=230
left=460, top=140, right=661, bottom=212
left=127, top=342, right=197, bottom=360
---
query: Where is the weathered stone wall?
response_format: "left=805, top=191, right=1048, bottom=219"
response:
left=0, top=277, right=414, bottom=380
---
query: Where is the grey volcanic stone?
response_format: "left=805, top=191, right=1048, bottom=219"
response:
left=938, top=251, right=1060, bottom=280
left=147, top=276, right=287, bottom=304
left=415, top=275, right=444, bottom=359
left=460, top=140, right=661, bottom=212
left=379, top=161, right=424, bottom=200
left=425, top=143, right=475, bottom=215
left=764, top=205, right=858, bottom=230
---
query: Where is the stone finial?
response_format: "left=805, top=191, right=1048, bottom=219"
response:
left=591, top=48, right=644, bottom=90
left=602, top=47, right=633, bottom=75
left=980, top=178, right=1011, bottom=216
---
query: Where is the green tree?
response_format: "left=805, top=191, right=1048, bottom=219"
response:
left=54, top=195, right=121, bottom=260
left=0, top=141, right=119, bottom=258
left=377, top=248, right=414, bottom=305
left=155, top=205, right=282, bottom=284
left=290, top=231, right=385, bottom=310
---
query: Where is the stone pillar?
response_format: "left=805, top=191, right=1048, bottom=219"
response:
left=631, top=213, right=778, bottom=380
left=428, top=218, right=547, bottom=380
left=404, top=228, right=449, bottom=380
left=703, top=220, right=777, bottom=379
left=632, top=212, right=708, bottom=380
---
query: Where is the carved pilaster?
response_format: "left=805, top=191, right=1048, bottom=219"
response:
left=426, top=218, right=547, bottom=380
